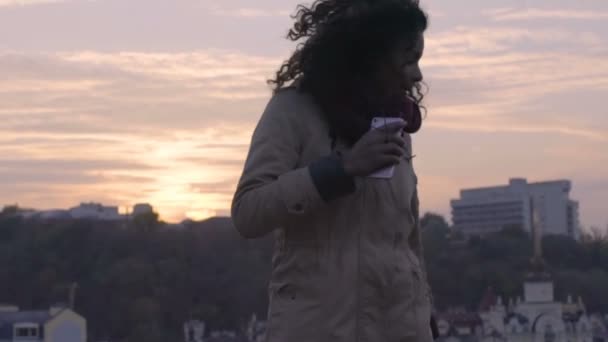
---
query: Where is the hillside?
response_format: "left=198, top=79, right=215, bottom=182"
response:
left=0, top=210, right=606, bottom=341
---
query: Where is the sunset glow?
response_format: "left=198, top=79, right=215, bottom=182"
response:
left=1, top=0, right=606, bottom=229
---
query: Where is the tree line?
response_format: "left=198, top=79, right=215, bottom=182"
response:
left=0, top=207, right=606, bottom=341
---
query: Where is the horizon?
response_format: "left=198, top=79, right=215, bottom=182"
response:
left=1, top=0, right=607, bottom=230
left=4, top=175, right=601, bottom=230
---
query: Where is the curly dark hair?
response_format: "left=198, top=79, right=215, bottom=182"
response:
left=269, top=0, right=429, bottom=147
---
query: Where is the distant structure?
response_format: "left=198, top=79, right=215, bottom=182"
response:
left=436, top=296, right=606, bottom=342
left=184, top=319, right=205, bottom=342
left=35, top=210, right=71, bottom=220
left=5, top=202, right=156, bottom=222
left=451, top=178, right=580, bottom=239
left=182, top=311, right=265, bottom=342
left=435, top=208, right=606, bottom=342
left=69, top=202, right=122, bottom=221
left=246, top=313, right=267, bottom=342
left=132, top=203, right=154, bottom=216
left=0, top=304, right=86, bottom=342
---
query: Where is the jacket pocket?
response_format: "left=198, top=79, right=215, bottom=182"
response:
left=266, top=269, right=322, bottom=341
left=405, top=250, right=432, bottom=304
left=266, top=240, right=322, bottom=340
left=384, top=260, right=418, bottom=341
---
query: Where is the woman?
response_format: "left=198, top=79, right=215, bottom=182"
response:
left=231, top=0, right=435, bottom=341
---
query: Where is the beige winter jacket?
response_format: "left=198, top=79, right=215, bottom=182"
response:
left=231, top=87, right=434, bottom=342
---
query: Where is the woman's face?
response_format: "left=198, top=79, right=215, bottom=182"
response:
left=374, top=33, right=425, bottom=98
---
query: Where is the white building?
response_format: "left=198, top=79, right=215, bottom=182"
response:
left=451, top=178, right=580, bottom=239
left=132, top=203, right=153, bottom=216
left=476, top=281, right=604, bottom=342
left=0, top=304, right=87, bottom=342
left=246, top=314, right=267, bottom=342
left=184, top=319, right=205, bottom=342
left=436, top=282, right=607, bottom=342
left=436, top=211, right=606, bottom=342
left=37, top=210, right=71, bottom=220
left=69, top=202, right=122, bottom=221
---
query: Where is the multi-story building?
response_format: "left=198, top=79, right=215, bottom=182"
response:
left=435, top=289, right=607, bottom=342
left=451, top=178, right=580, bottom=239
left=69, top=202, right=122, bottom=220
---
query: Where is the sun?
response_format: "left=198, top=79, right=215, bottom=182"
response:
left=184, top=208, right=218, bottom=222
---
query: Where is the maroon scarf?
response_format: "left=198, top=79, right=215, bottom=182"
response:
left=328, top=93, right=422, bottom=147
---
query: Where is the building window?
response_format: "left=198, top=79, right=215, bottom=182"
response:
left=15, top=326, right=38, bottom=338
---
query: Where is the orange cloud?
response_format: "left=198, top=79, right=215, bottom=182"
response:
left=485, top=8, right=608, bottom=21
left=1, top=20, right=607, bottom=226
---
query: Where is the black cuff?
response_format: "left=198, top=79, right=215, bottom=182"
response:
left=308, top=154, right=356, bottom=203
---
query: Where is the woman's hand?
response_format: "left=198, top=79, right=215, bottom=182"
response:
left=341, top=121, right=408, bottom=177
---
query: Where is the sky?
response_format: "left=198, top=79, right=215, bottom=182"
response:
left=0, top=0, right=607, bottom=230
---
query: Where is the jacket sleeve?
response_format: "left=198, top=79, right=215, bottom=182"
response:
left=231, top=92, right=356, bottom=239
left=409, top=178, right=435, bottom=309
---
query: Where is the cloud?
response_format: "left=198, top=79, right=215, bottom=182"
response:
left=189, top=179, right=237, bottom=194
left=179, top=157, right=245, bottom=169
left=422, top=26, right=608, bottom=142
left=426, top=8, right=446, bottom=18
left=0, top=50, right=277, bottom=138
left=0, top=0, right=65, bottom=7
left=425, top=119, right=607, bottom=142
left=209, top=6, right=291, bottom=18
left=0, top=56, right=251, bottom=207
left=1, top=15, right=607, bottom=226
left=485, top=8, right=608, bottom=21
left=424, top=51, right=608, bottom=104
left=58, top=50, right=280, bottom=81
left=0, top=128, right=249, bottom=219
left=426, top=26, right=604, bottom=54
left=0, top=158, right=159, bottom=171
